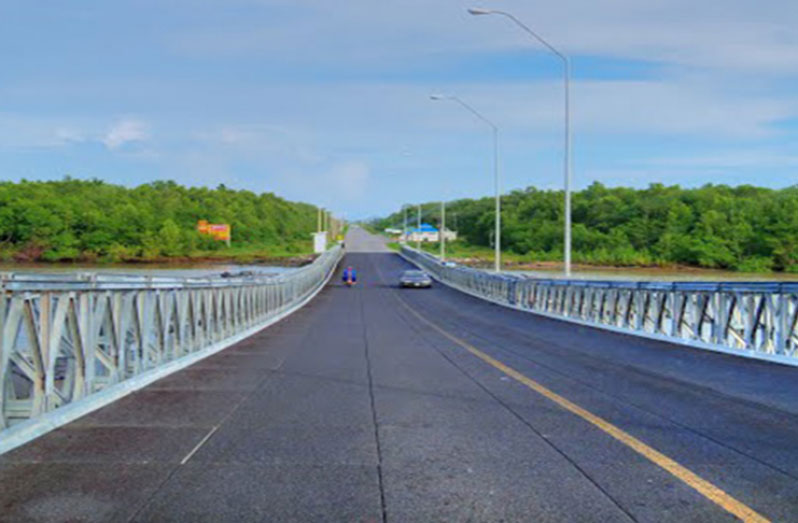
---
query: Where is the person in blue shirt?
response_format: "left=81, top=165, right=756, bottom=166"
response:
left=342, top=266, right=357, bottom=286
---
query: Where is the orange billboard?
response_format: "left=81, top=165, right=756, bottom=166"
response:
left=197, top=220, right=231, bottom=243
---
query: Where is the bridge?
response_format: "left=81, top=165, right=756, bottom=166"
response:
left=2, top=227, right=798, bottom=521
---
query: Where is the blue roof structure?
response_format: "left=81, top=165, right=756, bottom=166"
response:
left=412, top=223, right=438, bottom=233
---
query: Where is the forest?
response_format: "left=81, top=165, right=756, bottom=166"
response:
left=0, top=178, right=319, bottom=262
left=375, top=183, right=798, bottom=273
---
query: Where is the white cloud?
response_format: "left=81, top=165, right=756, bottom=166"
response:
left=644, top=150, right=798, bottom=169
left=193, top=123, right=323, bottom=165
left=196, top=124, right=286, bottom=148
left=3, top=0, right=798, bottom=216
left=0, top=115, right=91, bottom=149
left=169, top=0, right=798, bottom=77
left=54, top=127, right=85, bottom=144
left=570, top=79, right=796, bottom=138
left=103, top=119, right=148, bottom=149
left=219, top=78, right=796, bottom=141
left=324, top=161, right=370, bottom=201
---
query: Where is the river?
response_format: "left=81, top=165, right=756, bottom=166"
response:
left=507, top=266, right=798, bottom=282
left=0, top=262, right=298, bottom=279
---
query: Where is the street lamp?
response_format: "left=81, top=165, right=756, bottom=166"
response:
left=440, top=200, right=446, bottom=261
left=417, top=203, right=422, bottom=250
left=468, top=7, right=572, bottom=277
left=430, top=94, right=501, bottom=272
left=402, top=204, right=408, bottom=243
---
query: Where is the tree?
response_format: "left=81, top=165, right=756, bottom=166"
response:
left=373, top=182, right=798, bottom=273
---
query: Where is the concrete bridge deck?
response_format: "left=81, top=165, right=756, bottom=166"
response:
left=2, top=228, right=798, bottom=521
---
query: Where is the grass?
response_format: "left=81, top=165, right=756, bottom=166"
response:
left=148, top=240, right=316, bottom=265
left=415, top=241, right=531, bottom=264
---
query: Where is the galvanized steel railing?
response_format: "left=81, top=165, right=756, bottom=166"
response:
left=1, top=246, right=342, bottom=433
left=402, top=245, right=798, bottom=366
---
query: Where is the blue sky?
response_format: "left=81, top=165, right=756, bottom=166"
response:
left=2, top=0, right=797, bottom=218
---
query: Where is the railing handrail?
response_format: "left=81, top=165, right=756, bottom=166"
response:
left=405, top=247, right=798, bottom=293
left=0, top=244, right=343, bottom=451
left=1, top=252, right=335, bottom=292
left=400, top=244, right=798, bottom=367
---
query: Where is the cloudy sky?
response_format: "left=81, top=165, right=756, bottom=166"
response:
left=2, top=1, right=797, bottom=217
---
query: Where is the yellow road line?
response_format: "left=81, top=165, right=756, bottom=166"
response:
left=394, top=293, right=769, bottom=523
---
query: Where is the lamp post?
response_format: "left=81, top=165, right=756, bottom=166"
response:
left=403, top=205, right=408, bottom=243
left=324, top=210, right=331, bottom=241
left=430, top=94, right=501, bottom=272
left=440, top=200, right=446, bottom=260
left=468, top=7, right=572, bottom=277
left=417, top=203, right=421, bottom=250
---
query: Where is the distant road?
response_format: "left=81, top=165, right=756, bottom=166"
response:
left=1, top=226, right=797, bottom=521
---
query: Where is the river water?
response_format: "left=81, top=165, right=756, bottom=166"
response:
left=0, top=262, right=297, bottom=279
left=507, top=266, right=798, bottom=282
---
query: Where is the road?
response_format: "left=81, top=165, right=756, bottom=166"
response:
left=2, top=227, right=798, bottom=521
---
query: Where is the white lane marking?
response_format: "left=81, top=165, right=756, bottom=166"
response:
left=181, top=425, right=220, bottom=465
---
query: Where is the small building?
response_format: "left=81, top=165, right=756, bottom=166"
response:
left=401, top=223, right=458, bottom=243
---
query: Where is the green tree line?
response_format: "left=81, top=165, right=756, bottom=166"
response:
left=376, top=182, right=798, bottom=273
left=0, top=178, right=319, bottom=262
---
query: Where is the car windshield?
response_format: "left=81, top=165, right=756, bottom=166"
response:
left=403, top=271, right=426, bottom=277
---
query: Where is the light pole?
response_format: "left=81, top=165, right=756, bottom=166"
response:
left=324, top=210, right=331, bottom=240
left=403, top=205, right=408, bottom=243
left=468, top=7, right=572, bottom=277
left=431, top=94, right=501, bottom=272
left=440, top=200, right=446, bottom=260
left=417, top=203, right=422, bottom=250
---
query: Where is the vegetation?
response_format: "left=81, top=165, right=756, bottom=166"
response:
left=0, top=178, right=319, bottom=263
left=375, top=182, right=798, bottom=273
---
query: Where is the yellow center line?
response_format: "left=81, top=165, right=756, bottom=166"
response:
left=393, top=292, right=769, bottom=523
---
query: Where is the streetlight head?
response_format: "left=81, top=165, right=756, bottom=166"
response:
left=467, top=7, right=493, bottom=15
left=430, top=94, right=444, bottom=100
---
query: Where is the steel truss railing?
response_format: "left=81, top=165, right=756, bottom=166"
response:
left=1, top=246, right=342, bottom=431
left=402, top=245, right=798, bottom=366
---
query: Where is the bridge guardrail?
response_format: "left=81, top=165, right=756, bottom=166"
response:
left=0, top=245, right=343, bottom=451
left=401, top=245, right=798, bottom=367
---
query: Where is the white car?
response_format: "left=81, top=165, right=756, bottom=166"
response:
left=399, top=270, right=433, bottom=288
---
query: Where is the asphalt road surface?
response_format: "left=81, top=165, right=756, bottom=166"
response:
left=2, top=227, right=798, bottom=522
